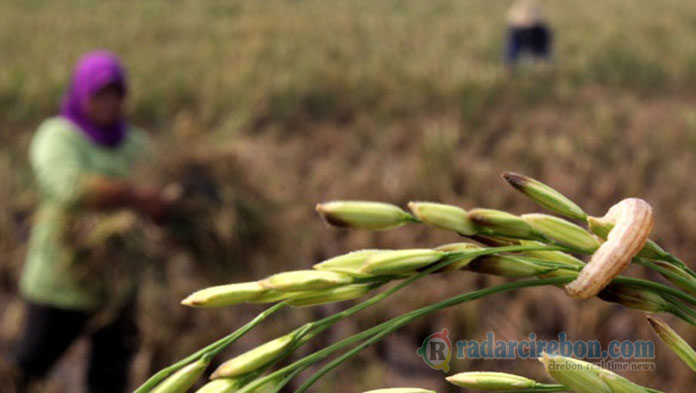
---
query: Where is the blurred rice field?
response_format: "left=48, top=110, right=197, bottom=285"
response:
left=2, top=0, right=696, bottom=392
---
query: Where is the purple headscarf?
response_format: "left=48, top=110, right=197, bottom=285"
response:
left=60, top=51, right=128, bottom=148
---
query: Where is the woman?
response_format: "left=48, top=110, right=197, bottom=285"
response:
left=10, top=51, right=172, bottom=393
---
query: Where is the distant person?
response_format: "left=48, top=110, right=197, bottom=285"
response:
left=505, top=0, right=553, bottom=67
left=7, top=51, right=174, bottom=393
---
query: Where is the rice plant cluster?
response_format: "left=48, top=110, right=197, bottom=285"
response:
left=135, top=172, right=696, bottom=393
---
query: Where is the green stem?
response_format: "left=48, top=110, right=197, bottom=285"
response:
left=231, top=244, right=564, bottom=392
left=466, top=253, right=696, bottom=319
left=234, top=277, right=571, bottom=393
left=636, top=258, right=696, bottom=296
left=512, top=256, right=582, bottom=271
left=293, top=277, right=574, bottom=393
left=500, top=387, right=571, bottom=393
left=613, top=276, right=696, bottom=308
left=133, top=301, right=287, bottom=393
left=488, top=248, right=696, bottom=309
left=662, top=293, right=696, bottom=325
left=672, top=306, right=696, bottom=326
left=449, top=216, right=696, bottom=285
left=294, top=272, right=677, bottom=393
left=238, top=249, right=695, bottom=391
left=663, top=253, right=696, bottom=280
left=290, top=274, right=688, bottom=392
left=298, top=244, right=565, bottom=334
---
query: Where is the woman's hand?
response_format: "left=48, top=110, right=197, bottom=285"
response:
left=131, top=187, right=176, bottom=225
left=81, top=176, right=178, bottom=224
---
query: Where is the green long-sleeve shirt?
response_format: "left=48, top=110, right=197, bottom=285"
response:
left=20, top=116, right=149, bottom=311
